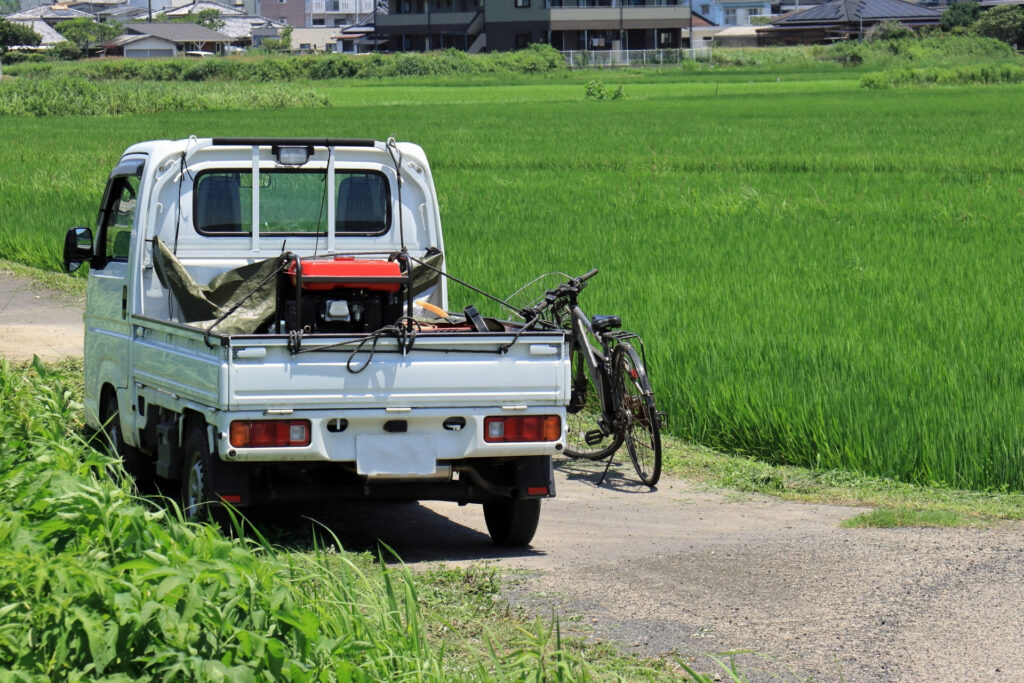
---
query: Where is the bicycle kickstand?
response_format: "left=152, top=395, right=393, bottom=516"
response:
left=596, top=452, right=615, bottom=487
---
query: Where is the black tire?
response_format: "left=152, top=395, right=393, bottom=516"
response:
left=613, top=342, right=662, bottom=487
left=181, top=421, right=230, bottom=528
left=102, top=393, right=153, bottom=490
left=483, top=498, right=541, bottom=547
left=563, top=345, right=623, bottom=460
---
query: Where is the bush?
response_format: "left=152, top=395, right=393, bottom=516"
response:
left=584, top=79, right=624, bottom=100
left=47, top=41, right=81, bottom=61
left=865, top=20, right=914, bottom=43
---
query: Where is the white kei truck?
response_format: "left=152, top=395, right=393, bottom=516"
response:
left=63, top=137, right=568, bottom=546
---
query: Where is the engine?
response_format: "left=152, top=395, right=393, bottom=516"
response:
left=277, top=256, right=407, bottom=334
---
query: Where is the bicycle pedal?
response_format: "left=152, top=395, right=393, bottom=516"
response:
left=584, top=429, right=606, bottom=446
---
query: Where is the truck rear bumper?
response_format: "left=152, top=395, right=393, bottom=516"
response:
left=212, top=406, right=567, bottom=470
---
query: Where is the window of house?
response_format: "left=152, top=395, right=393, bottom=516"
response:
left=515, top=32, right=530, bottom=47
left=659, top=30, right=673, bottom=45
left=312, top=17, right=325, bottom=24
left=699, top=4, right=709, bottom=14
left=515, top=0, right=530, bottom=7
left=747, top=7, right=761, bottom=15
left=724, top=7, right=737, bottom=24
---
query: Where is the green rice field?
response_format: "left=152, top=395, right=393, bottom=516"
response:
left=3, top=68, right=1024, bottom=491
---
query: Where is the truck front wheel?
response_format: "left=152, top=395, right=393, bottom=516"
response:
left=483, top=498, right=541, bottom=547
left=102, top=393, right=153, bottom=491
left=181, top=423, right=228, bottom=529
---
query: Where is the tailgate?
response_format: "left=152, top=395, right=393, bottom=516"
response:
left=226, top=332, right=570, bottom=410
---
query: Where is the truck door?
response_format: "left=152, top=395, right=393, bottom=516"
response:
left=84, top=156, right=145, bottom=429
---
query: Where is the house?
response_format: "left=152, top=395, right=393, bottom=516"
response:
left=7, top=19, right=66, bottom=45
left=288, top=25, right=339, bottom=49
left=105, top=21, right=232, bottom=55
left=332, top=23, right=376, bottom=51
left=5, top=4, right=95, bottom=28
left=757, top=0, right=942, bottom=44
left=164, top=0, right=286, bottom=46
left=376, top=0, right=709, bottom=53
left=693, top=0, right=772, bottom=27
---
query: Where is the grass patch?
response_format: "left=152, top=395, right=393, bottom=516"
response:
left=662, top=435, right=1024, bottom=525
left=840, top=507, right=972, bottom=528
left=0, top=77, right=329, bottom=117
left=862, top=63, right=1024, bottom=88
left=0, top=258, right=86, bottom=297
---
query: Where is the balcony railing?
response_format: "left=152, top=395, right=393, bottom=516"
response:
left=546, top=0, right=686, bottom=6
left=561, top=47, right=712, bottom=67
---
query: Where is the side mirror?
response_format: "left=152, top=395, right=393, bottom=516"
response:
left=63, top=226, right=93, bottom=273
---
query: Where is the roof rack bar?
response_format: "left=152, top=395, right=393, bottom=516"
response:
left=211, top=137, right=379, bottom=148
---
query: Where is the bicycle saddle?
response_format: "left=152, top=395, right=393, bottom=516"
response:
left=590, top=315, right=621, bottom=333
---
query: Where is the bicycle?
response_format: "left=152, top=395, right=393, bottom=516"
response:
left=520, top=269, right=662, bottom=488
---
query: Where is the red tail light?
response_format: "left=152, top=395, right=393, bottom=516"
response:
left=230, top=420, right=311, bottom=448
left=484, top=415, right=561, bottom=443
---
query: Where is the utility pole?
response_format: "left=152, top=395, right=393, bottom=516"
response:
left=688, top=0, right=693, bottom=57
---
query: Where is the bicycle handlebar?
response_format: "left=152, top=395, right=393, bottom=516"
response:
left=521, top=269, right=599, bottom=320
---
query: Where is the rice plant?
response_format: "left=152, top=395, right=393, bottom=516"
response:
left=2, top=69, right=1024, bottom=492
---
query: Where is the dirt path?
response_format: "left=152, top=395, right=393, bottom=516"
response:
left=0, top=271, right=83, bottom=361
left=4, top=271, right=1023, bottom=681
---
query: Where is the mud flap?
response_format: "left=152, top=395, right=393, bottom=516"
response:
left=516, top=455, right=555, bottom=499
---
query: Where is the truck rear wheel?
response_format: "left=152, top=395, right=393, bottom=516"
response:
left=181, top=422, right=229, bottom=529
left=483, top=498, right=541, bottom=547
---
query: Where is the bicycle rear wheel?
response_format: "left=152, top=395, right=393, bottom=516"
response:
left=564, top=346, right=623, bottom=460
left=613, top=342, right=662, bottom=487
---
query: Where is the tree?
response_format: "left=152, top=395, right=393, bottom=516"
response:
left=0, top=17, right=41, bottom=54
left=194, top=9, right=225, bottom=31
left=57, top=18, right=122, bottom=55
left=941, top=1, right=980, bottom=31
left=974, top=4, right=1024, bottom=45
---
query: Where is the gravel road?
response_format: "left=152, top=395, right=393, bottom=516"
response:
left=4, top=271, right=1023, bottom=682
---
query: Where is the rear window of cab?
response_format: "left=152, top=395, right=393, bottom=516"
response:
left=193, top=169, right=391, bottom=236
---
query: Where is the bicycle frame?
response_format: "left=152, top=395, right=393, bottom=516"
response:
left=568, top=304, right=618, bottom=437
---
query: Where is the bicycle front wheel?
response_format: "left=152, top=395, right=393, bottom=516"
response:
left=613, top=342, right=662, bottom=487
left=564, top=346, right=623, bottom=460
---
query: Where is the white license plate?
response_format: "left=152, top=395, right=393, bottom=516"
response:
left=355, top=434, right=437, bottom=476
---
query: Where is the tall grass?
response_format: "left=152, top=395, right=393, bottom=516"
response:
left=0, top=76, right=328, bottom=117
left=2, top=71, right=1024, bottom=491
left=862, top=63, right=1024, bottom=88
left=0, top=359, right=617, bottom=679
left=4, top=44, right=566, bottom=82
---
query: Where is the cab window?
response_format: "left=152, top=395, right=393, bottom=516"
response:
left=99, top=175, right=140, bottom=263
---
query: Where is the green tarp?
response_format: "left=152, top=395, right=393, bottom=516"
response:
left=152, top=238, right=280, bottom=335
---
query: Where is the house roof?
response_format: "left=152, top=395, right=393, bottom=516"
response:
left=125, top=22, right=232, bottom=42
left=770, top=0, right=941, bottom=25
left=5, top=4, right=93, bottom=21
left=10, top=19, right=66, bottom=45
left=216, top=16, right=284, bottom=40
left=164, top=1, right=247, bottom=17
